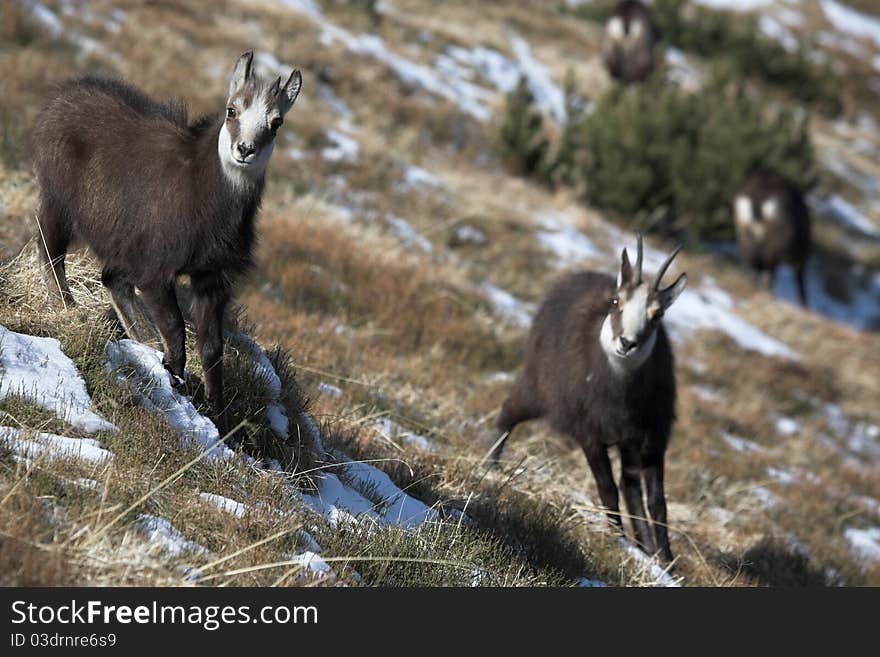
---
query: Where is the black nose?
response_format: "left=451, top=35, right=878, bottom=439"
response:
left=236, top=142, right=256, bottom=159
left=619, top=336, right=636, bottom=352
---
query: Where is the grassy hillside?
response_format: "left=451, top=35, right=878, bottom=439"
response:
left=1, top=0, right=879, bottom=586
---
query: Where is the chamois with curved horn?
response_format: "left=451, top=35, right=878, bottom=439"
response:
left=601, top=0, right=659, bottom=84
left=491, top=234, right=687, bottom=564
left=32, top=51, right=302, bottom=432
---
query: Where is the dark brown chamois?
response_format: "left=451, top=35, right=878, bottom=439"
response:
left=491, top=235, right=687, bottom=564
left=31, top=51, right=302, bottom=432
left=601, top=0, right=658, bottom=84
left=733, top=171, right=811, bottom=306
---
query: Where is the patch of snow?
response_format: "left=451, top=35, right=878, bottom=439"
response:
left=665, top=281, right=800, bottom=360
left=443, top=45, right=521, bottom=94
left=279, top=0, right=323, bottom=19
left=372, top=417, right=433, bottom=451
left=317, top=382, right=343, bottom=398
left=322, top=129, right=359, bottom=162
left=774, top=263, right=880, bottom=332
left=821, top=402, right=880, bottom=458
left=385, top=215, right=433, bottom=252
left=691, top=384, right=722, bottom=403
left=320, top=23, right=492, bottom=121
left=844, top=526, right=880, bottom=564
left=0, top=325, right=116, bottom=433
left=721, top=431, right=765, bottom=454
left=773, top=415, right=801, bottom=436
left=0, top=427, right=113, bottom=465
left=665, top=47, right=703, bottom=89
left=767, top=466, right=796, bottom=486
left=341, top=457, right=438, bottom=527
left=812, top=194, right=880, bottom=239
left=71, top=477, right=101, bottom=490
left=821, top=0, right=880, bottom=48
left=509, top=34, right=566, bottom=123
left=450, top=225, right=489, bottom=247
left=288, top=550, right=333, bottom=576
left=693, top=0, right=772, bottom=10
left=302, top=472, right=378, bottom=528
left=137, top=514, right=207, bottom=557
left=199, top=493, right=248, bottom=518
left=104, top=340, right=234, bottom=460
left=816, top=30, right=867, bottom=58
left=24, top=1, right=64, bottom=37
left=400, top=165, right=445, bottom=190
left=480, top=283, right=534, bottom=328
left=486, top=371, right=515, bottom=384
left=576, top=577, right=609, bottom=587
left=538, top=230, right=603, bottom=267
left=759, top=16, right=799, bottom=52
left=620, top=540, right=680, bottom=587
left=751, top=485, right=780, bottom=509
left=536, top=211, right=603, bottom=267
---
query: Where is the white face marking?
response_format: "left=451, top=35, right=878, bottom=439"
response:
left=607, top=16, right=625, bottom=40
left=600, top=312, right=656, bottom=374
left=734, top=195, right=753, bottom=225
left=761, top=198, right=779, bottom=221
left=620, top=285, right=649, bottom=340
left=217, top=94, right=276, bottom=186
left=630, top=19, right=644, bottom=38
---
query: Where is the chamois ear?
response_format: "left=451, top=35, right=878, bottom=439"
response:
left=658, top=273, right=687, bottom=311
left=229, top=50, right=255, bottom=97
left=279, top=69, right=302, bottom=115
left=617, top=248, right=633, bottom=288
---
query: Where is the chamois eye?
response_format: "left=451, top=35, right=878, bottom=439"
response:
left=610, top=296, right=619, bottom=307
left=270, top=117, right=283, bottom=133
left=226, top=107, right=236, bottom=119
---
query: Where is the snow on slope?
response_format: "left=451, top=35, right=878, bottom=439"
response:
left=509, top=34, right=567, bottom=123
left=0, top=324, right=116, bottom=433
left=136, top=514, right=207, bottom=557
left=821, top=0, right=880, bottom=48
left=844, top=527, right=880, bottom=564
left=199, top=493, right=248, bottom=518
left=665, top=280, right=800, bottom=360
left=0, top=426, right=113, bottom=465
left=104, top=340, right=235, bottom=460
left=278, top=1, right=565, bottom=124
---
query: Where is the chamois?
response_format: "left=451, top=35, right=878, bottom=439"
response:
left=31, top=51, right=302, bottom=432
left=491, top=235, right=686, bottom=564
left=601, top=0, right=658, bottom=84
left=733, top=171, right=811, bottom=306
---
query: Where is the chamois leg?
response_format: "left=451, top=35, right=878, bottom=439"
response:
left=35, top=197, right=74, bottom=308
left=583, top=441, right=623, bottom=531
left=619, top=444, right=655, bottom=555
left=190, top=274, right=230, bottom=435
left=101, top=269, right=159, bottom=344
left=644, top=453, right=673, bottom=565
left=490, top=386, right=541, bottom=463
left=795, top=263, right=808, bottom=308
left=139, top=284, right=186, bottom=384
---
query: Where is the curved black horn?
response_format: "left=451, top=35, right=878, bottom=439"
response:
left=653, top=245, right=682, bottom=291
left=635, top=232, right=644, bottom=284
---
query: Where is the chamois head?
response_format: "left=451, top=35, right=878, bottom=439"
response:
left=218, top=50, right=302, bottom=182
left=606, top=1, right=655, bottom=49
left=600, top=234, right=687, bottom=371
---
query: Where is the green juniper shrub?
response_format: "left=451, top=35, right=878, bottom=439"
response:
left=498, top=75, right=552, bottom=181
left=568, top=72, right=815, bottom=241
